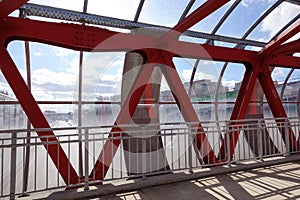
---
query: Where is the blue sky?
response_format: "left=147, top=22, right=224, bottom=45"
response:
left=3, top=0, right=300, bottom=111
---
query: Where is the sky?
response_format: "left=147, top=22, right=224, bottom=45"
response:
left=3, top=0, right=300, bottom=112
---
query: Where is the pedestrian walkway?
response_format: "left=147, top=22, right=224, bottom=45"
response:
left=28, top=155, right=300, bottom=200
left=96, top=160, right=300, bottom=200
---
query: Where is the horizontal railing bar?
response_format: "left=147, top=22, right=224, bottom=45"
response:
left=0, top=117, right=297, bottom=135
left=0, top=100, right=299, bottom=105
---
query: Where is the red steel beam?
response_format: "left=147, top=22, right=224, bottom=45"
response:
left=2, top=17, right=300, bottom=69
left=268, top=55, right=300, bottom=68
left=160, top=58, right=217, bottom=163
left=260, top=20, right=300, bottom=57
left=91, top=48, right=218, bottom=180
left=0, top=45, right=79, bottom=184
left=272, top=40, right=300, bottom=55
left=160, top=0, right=229, bottom=41
left=258, top=68, right=298, bottom=151
left=218, top=66, right=259, bottom=160
left=0, top=0, right=28, bottom=17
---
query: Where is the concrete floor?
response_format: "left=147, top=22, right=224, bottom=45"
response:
left=93, top=161, right=300, bottom=200
left=22, top=157, right=300, bottom=200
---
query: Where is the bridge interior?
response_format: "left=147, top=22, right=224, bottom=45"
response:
left=0, top=0, right=299, bottom=199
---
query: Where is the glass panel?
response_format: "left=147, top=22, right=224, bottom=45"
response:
left=138, top=0, right=190, bottom=27
left=217, top=0, right=276, bottom=38
left=277, top=68, right=300, bottom=118
left=28, top=0, right=84, bottom=12
left=188, top=2, right=232, bottom=33
left=179, top=35, right=206, bottom=44
left=7, top=41, right=27, bottom=82
left=0, top=104, right=26, bottom=130
left=87, top=0, right=140, bottom=21
left=272, top=67, right=291, bottom=82
left=82, top=104, right=120, bottom=126
left=186, top=0, right=205, bottom=15
left=245, top=45, right=263, bottom=52
left=160, top=104, right=184, bottom=123
left=219, top=63, right=246, bottom=121
left=28, top=43, right=79, bottom=101
left=82, top=52, right=124, bottom=101
left=214, top=41, right=236, bottom=48
left=39, top=104, right=76, bottom=128
left=247, top=2, right=300, bottom=42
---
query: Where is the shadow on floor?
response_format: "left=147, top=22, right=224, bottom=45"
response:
left=91, top=160, right=300, bottom=200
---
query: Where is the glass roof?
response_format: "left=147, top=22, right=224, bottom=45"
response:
left=138, top=0, right=190, bottom=26
left=217, top=0, right=277, bottom=38
left=87, top=0, right=140, bottom=21
left=247, top=1, right=300, bottom=42
left=3, top=0, right=300, bottom=106
left=189, top=2, right=232, bottom=33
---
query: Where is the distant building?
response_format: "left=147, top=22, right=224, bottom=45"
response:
left=0, top=91, right=26, bottom=129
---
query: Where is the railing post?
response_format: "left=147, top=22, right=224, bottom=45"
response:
left=188, top=123, right=193, bottom=173
left=10, top=132, right=17, bottom=200
left=142, top=134, right=147, bottom=179
left=284, top=119, right=290, bottom=156
left=258, top=119, right=263, bottom=161
left=226, top=121, right=231, bottom=166
left=84, top=129, right=89, bottom=191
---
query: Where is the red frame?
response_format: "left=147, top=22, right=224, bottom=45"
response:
left=0, top=0, right=299, bottom=185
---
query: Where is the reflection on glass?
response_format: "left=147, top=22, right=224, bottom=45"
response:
left=248, top=2, right=300, bottom=42
left=217, top=0, right=276, bottom=38
left=82, top=52, right=124, bottom=102
left=39, top=104, right=75, bottom=128
left=82, top=104, right=120, bottom=127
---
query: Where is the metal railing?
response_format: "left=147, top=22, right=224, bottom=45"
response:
left=0, top=118, right=299, bottom=199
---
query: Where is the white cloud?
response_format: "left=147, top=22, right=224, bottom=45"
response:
left=242, top=0, right=275, bottom=7
left=53, top=47, right=76, bottom=58
left=222, top=80, right=238, bottom=90
left=66, top=57, right=80, bottom=74
left=272, top=68, right=286, bottom=81
left=28, top=0, right=83, bottom=12
left=182, top=69, right=217, bottom=82
left=33, top=52, right=42, bottom=56
left=29, top=0, right=138, bottom=20
left=31, top=68, right=77, bottom=85
left=260, top=2, right=300, bottom=39
left=247, top=46, right=263, bottom=51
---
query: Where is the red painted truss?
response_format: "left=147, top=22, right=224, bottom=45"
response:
left=0, top=0, right=299, bottom=185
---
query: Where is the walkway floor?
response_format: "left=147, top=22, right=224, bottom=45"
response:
left=21, top=157, right=300, bottom=200
left=94, top=160, right=300, bottom=200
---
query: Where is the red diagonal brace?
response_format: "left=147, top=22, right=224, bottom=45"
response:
left=272, top=40, right=300, bottom=55
left=260, top=20, right=300, bottom=57
left=218, top=66, right=259, bottom=160
left=0, top=46, right=79, bottom=184
left=160, top=0, right=229, bottom=41
left=258, top=68, right=298, bottom=151
left=90, top=54, right=155, bottom=180
left=268, top=55, right=300, bottom=68
left=160, top=58, right=217, bottom=164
